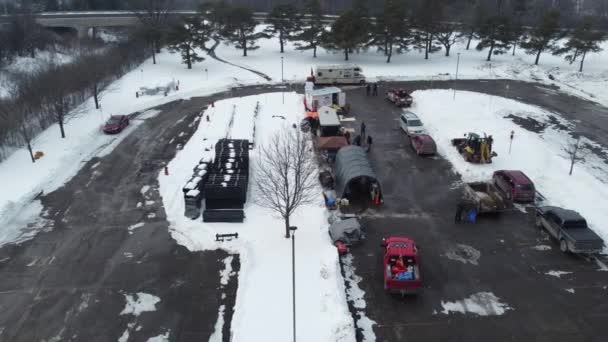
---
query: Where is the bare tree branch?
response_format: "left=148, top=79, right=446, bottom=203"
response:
left=255, top=127, right=318, bottom=237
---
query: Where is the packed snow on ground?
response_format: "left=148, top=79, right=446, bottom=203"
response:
left=158, top=92, right=356, bottom=342
left=545, top=270, right=573, bottom=278
left=146, top=331, right=170, bottom=342
left=341, top=254, right=377, bottom=341
left=440, top=292, right=512, bottom=316
left=0, top=47, right=264, bottom=247
left=214, top=26, right=608, bottom=106
left=120, top=292, right=160, bottom=317
left=411, top=90, right=608, bottom=253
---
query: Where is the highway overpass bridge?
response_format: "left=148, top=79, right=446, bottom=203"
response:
left=0, top=11, right=338, bottom=38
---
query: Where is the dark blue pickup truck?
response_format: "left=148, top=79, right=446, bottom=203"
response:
left=536, top=206, right=604, bottom=254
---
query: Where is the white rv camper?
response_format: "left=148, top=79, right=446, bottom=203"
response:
left=312, top=65, right=366, bottom=85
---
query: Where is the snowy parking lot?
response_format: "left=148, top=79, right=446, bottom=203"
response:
left=3, top=24, right=608, bottom=341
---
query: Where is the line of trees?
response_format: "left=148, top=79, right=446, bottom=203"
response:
left=0, top=35, right=150, bottom=162
left=155, top=0, right=606, bottom=70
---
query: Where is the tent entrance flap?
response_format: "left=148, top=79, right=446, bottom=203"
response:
left=335, top=146, right=382, bottom=204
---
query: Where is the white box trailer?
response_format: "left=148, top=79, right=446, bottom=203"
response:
left=305, top=86, right=346, bottom=111
left=317, top=106, right=342, bottom=137
left=313, top=65, right=366, bottom=85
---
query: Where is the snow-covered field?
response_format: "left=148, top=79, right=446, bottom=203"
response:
left=0, top=48, right=263, bottom=247
left=411, top=89, right=608, bottom=253
left=3, top=26, right=608, bottom=248
left=1, top=23, right=608, bottom=341
left=158, top=92, right=356, bottom=342
left=213, top=30, right=608, bottom=106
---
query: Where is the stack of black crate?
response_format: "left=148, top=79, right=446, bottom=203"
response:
left=183, top=156, right=211, bottom=220
left=203, top=139, right=250, bottom=222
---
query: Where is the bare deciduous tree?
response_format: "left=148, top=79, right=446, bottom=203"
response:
left=564, top=135, right=589, bottom=175
left=255, top=128, right=318, bottom=238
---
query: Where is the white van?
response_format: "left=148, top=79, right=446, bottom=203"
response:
left=400, top=111, right=425, bottom=136
left=313, top=65, right=366, bottom=85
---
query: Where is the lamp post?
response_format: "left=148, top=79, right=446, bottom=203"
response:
left=453, top=53, right=461, bottom=100
left=281, top=56, right=285, bottom=83
left=455, top=53, right=461, bottom=80
left=289, top=225, right=298, bottom=342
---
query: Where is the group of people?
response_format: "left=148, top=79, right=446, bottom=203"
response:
left=366, top=83, right=379, bottom=96
left=342, top=121, right=373, bottom=152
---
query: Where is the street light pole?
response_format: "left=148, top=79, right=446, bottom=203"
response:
left=455, top=53, right=461, bottom=80
left=289, top=226, right=298, bottom=342
left=281, top=56, right=284, bottom=83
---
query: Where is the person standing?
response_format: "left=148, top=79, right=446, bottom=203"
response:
left=372, top=83, right=378, bottom=96
left=360, top=121, right=366, bottom=140
left=354, top=135, right=362, bottom=146
left=366, top=84, right=371, bottom=96
left=455, top=201, right=464, bottom=223
left=344, top=130, right=351, bottom=144
left=366, top=135, right=373, bottom=152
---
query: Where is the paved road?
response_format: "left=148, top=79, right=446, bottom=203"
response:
left=0, top=85, right=291, bottom=342
left=343, top=83, right=608, bottom=342
left=1, top=79, right=607, bottom=341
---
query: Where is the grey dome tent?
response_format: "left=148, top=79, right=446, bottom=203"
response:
left=335, top=146, right=382, bottom=204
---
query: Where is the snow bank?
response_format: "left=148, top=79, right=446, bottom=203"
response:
left=120, top=292, right=160, bottom=316
left=158, top=92, right=356, bottom=342
left=411, top=90, right=608, bottom=252
left=440, top=292, right=512, bottom=316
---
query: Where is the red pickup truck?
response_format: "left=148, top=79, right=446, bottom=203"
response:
left=382, top=236, right=422, bottom=295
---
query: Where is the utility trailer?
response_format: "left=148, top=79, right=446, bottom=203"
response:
left=463, top=182, right=513, bottom=213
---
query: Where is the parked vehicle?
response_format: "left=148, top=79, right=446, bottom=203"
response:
left=410, top=134, right=437, bottom=155
left=103, top=115, right=129, bottom=134
left=329, top=218, right=366, bottom=255
left=386, top=88, right=413, bottom=107
left=308, top=65, right=366, bottom=85
left=463, top=182, right=512, bottom=213
left=535, top=206, right=604, bottom=254
left=451, top=132, right=496, bottom=164
left=304, top=86, right=346, bottom=111
left=317, top=106, right=342, bottom=137
left=382, top=236, right=422, bottom=295
left=493, top=170, right=535, bottom=203
left=399, top=111, right=425, bottom=136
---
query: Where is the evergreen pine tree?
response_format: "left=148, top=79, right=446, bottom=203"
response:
left=521, top=10, right=564, bottom=65
left=325, top=9, right=369, bottom=61
left=292, top=0, right=325, bottom=58
left=371, top=0, right=410, bottom=63
left=476, top=15, right=513, bottom=61
left=167, top=16, right=209, bottom=69
left=412, top=0, right=443, bottom=60
left=553, top=16, right=607, bottom=72
left=264, top=4, right=301, bottom=53
left=222, top=7, right=267, bottom=57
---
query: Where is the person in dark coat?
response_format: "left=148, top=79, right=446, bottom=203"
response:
left=455, top=201, right=465, bottom=223
left=372, top=83, right=378, bottom=96
left=353, top=135, right=362, bottom=146
left=360, top=121, right=366, bottom=140
left=344, top=131, right=351, bottom=144
left=366, top=84, right=371, bottom=96
left=366, top=135, right=373, bottom=152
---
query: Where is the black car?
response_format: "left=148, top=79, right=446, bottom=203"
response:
left=536, top=206, right=604, bottom=254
